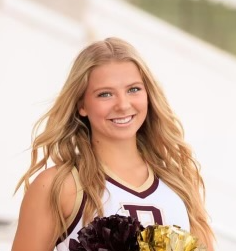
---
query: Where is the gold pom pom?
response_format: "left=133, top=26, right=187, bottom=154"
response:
left=137, top=225, right=207, bottom=251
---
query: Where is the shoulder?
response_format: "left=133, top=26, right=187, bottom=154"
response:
left=27, top=166, right=77, bottom=218
left=30, top=166, right=58, bottom=190
left=23, top=167, right=58, bottom=205
left=30, top=165, right=76, bottom=190
left=20, top=167, right=60, bottom=219
left=12, top=167, right=60, bottom=251
left=12, top=167, right=78, bottom=251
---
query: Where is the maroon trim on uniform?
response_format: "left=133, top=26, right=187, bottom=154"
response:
left=106, top=176, right=159, bottom=198
left=56, top=193, right=87, bottom=246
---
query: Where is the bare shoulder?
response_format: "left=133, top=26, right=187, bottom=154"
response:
left=11, top=167, right=56, bottom=251
left=29, top=166, right=76, bottom=194
left=29, top=166, right=58, bottom=190
left=30, top=166, right=77, bottom=218
left=11, top=166, right=76, bottom=251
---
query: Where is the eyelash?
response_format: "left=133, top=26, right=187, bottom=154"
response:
left=97, top=87, right=141, bottom=97
left=128, top=87, right=141, bottom=93
left=98, top=92, right=112, bottom=97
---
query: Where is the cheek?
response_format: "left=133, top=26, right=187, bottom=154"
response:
left=87, top=103, right=110, bottom=120
left=137, top=93, right=148, bottom=109
left=139, top=95, right=148, bottom=118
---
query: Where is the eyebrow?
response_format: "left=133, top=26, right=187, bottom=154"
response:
left=92, top=81, right=144, bottom=93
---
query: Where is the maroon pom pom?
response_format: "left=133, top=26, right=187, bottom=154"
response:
left=77, top=214, right=144, bottom=251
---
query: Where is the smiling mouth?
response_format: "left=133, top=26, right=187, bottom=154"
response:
left=111, top=115, right=133, bottom=124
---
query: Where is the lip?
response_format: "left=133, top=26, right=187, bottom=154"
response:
left=109, top=115, right=135, bottom=125
left=109, top=115, right=133, bottom=120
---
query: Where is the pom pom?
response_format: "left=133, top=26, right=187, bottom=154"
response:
left=138, top=224, right=207, bottom=251
left=77, top=214, right=144, bottom=251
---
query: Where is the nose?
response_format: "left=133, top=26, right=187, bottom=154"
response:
left=114, top=93, right=131, bottom=111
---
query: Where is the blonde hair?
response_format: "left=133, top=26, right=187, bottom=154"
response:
left=16, top=37, right=214, bottom=248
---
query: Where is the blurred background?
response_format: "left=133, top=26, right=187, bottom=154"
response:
left=0, top=0, right=236, bottom=250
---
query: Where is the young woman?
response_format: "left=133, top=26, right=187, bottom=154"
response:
left=11, top=37, right=215, bottom=251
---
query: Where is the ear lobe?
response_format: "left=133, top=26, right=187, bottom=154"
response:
left=79, top=107, right=87, bottom=117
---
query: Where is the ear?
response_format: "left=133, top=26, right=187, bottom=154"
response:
left=78, top=101, right=88, bottom=117
left=79, top=107, right=87, bottom=117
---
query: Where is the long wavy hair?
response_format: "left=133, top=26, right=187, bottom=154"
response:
left=16, top=37, right=214, bottom=249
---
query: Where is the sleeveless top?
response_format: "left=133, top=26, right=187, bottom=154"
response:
left=56, top=166, right=190, bottom=251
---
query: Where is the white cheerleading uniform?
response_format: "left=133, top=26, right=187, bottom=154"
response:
left=56, top=166, right=190, bottom=251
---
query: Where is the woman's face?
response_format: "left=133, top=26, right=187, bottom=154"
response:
left=79, top=61, right=148, bottom=143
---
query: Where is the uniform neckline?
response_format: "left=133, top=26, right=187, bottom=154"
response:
left=102, top=164, right=155, bottom=193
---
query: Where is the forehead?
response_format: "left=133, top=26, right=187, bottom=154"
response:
left=87, top=61, right=142, bottom=89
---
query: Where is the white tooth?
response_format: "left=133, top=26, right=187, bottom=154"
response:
left=112, top=116, right=132, bottom=124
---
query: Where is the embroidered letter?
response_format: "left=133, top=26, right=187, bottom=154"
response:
left=123, top=204, right=163, bottom=226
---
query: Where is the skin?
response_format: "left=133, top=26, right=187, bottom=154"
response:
left=12, top=61, right=149, bottom=251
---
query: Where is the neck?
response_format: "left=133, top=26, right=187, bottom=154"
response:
left=92, top=137, right=144, bottom=170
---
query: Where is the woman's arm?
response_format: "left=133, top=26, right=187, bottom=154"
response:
left=11, top=167, right=59, bottom=251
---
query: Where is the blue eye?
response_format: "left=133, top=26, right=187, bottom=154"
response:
left=98, top=92, right=112, bottom=97
left=128, top=87, right=141, bottom=93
